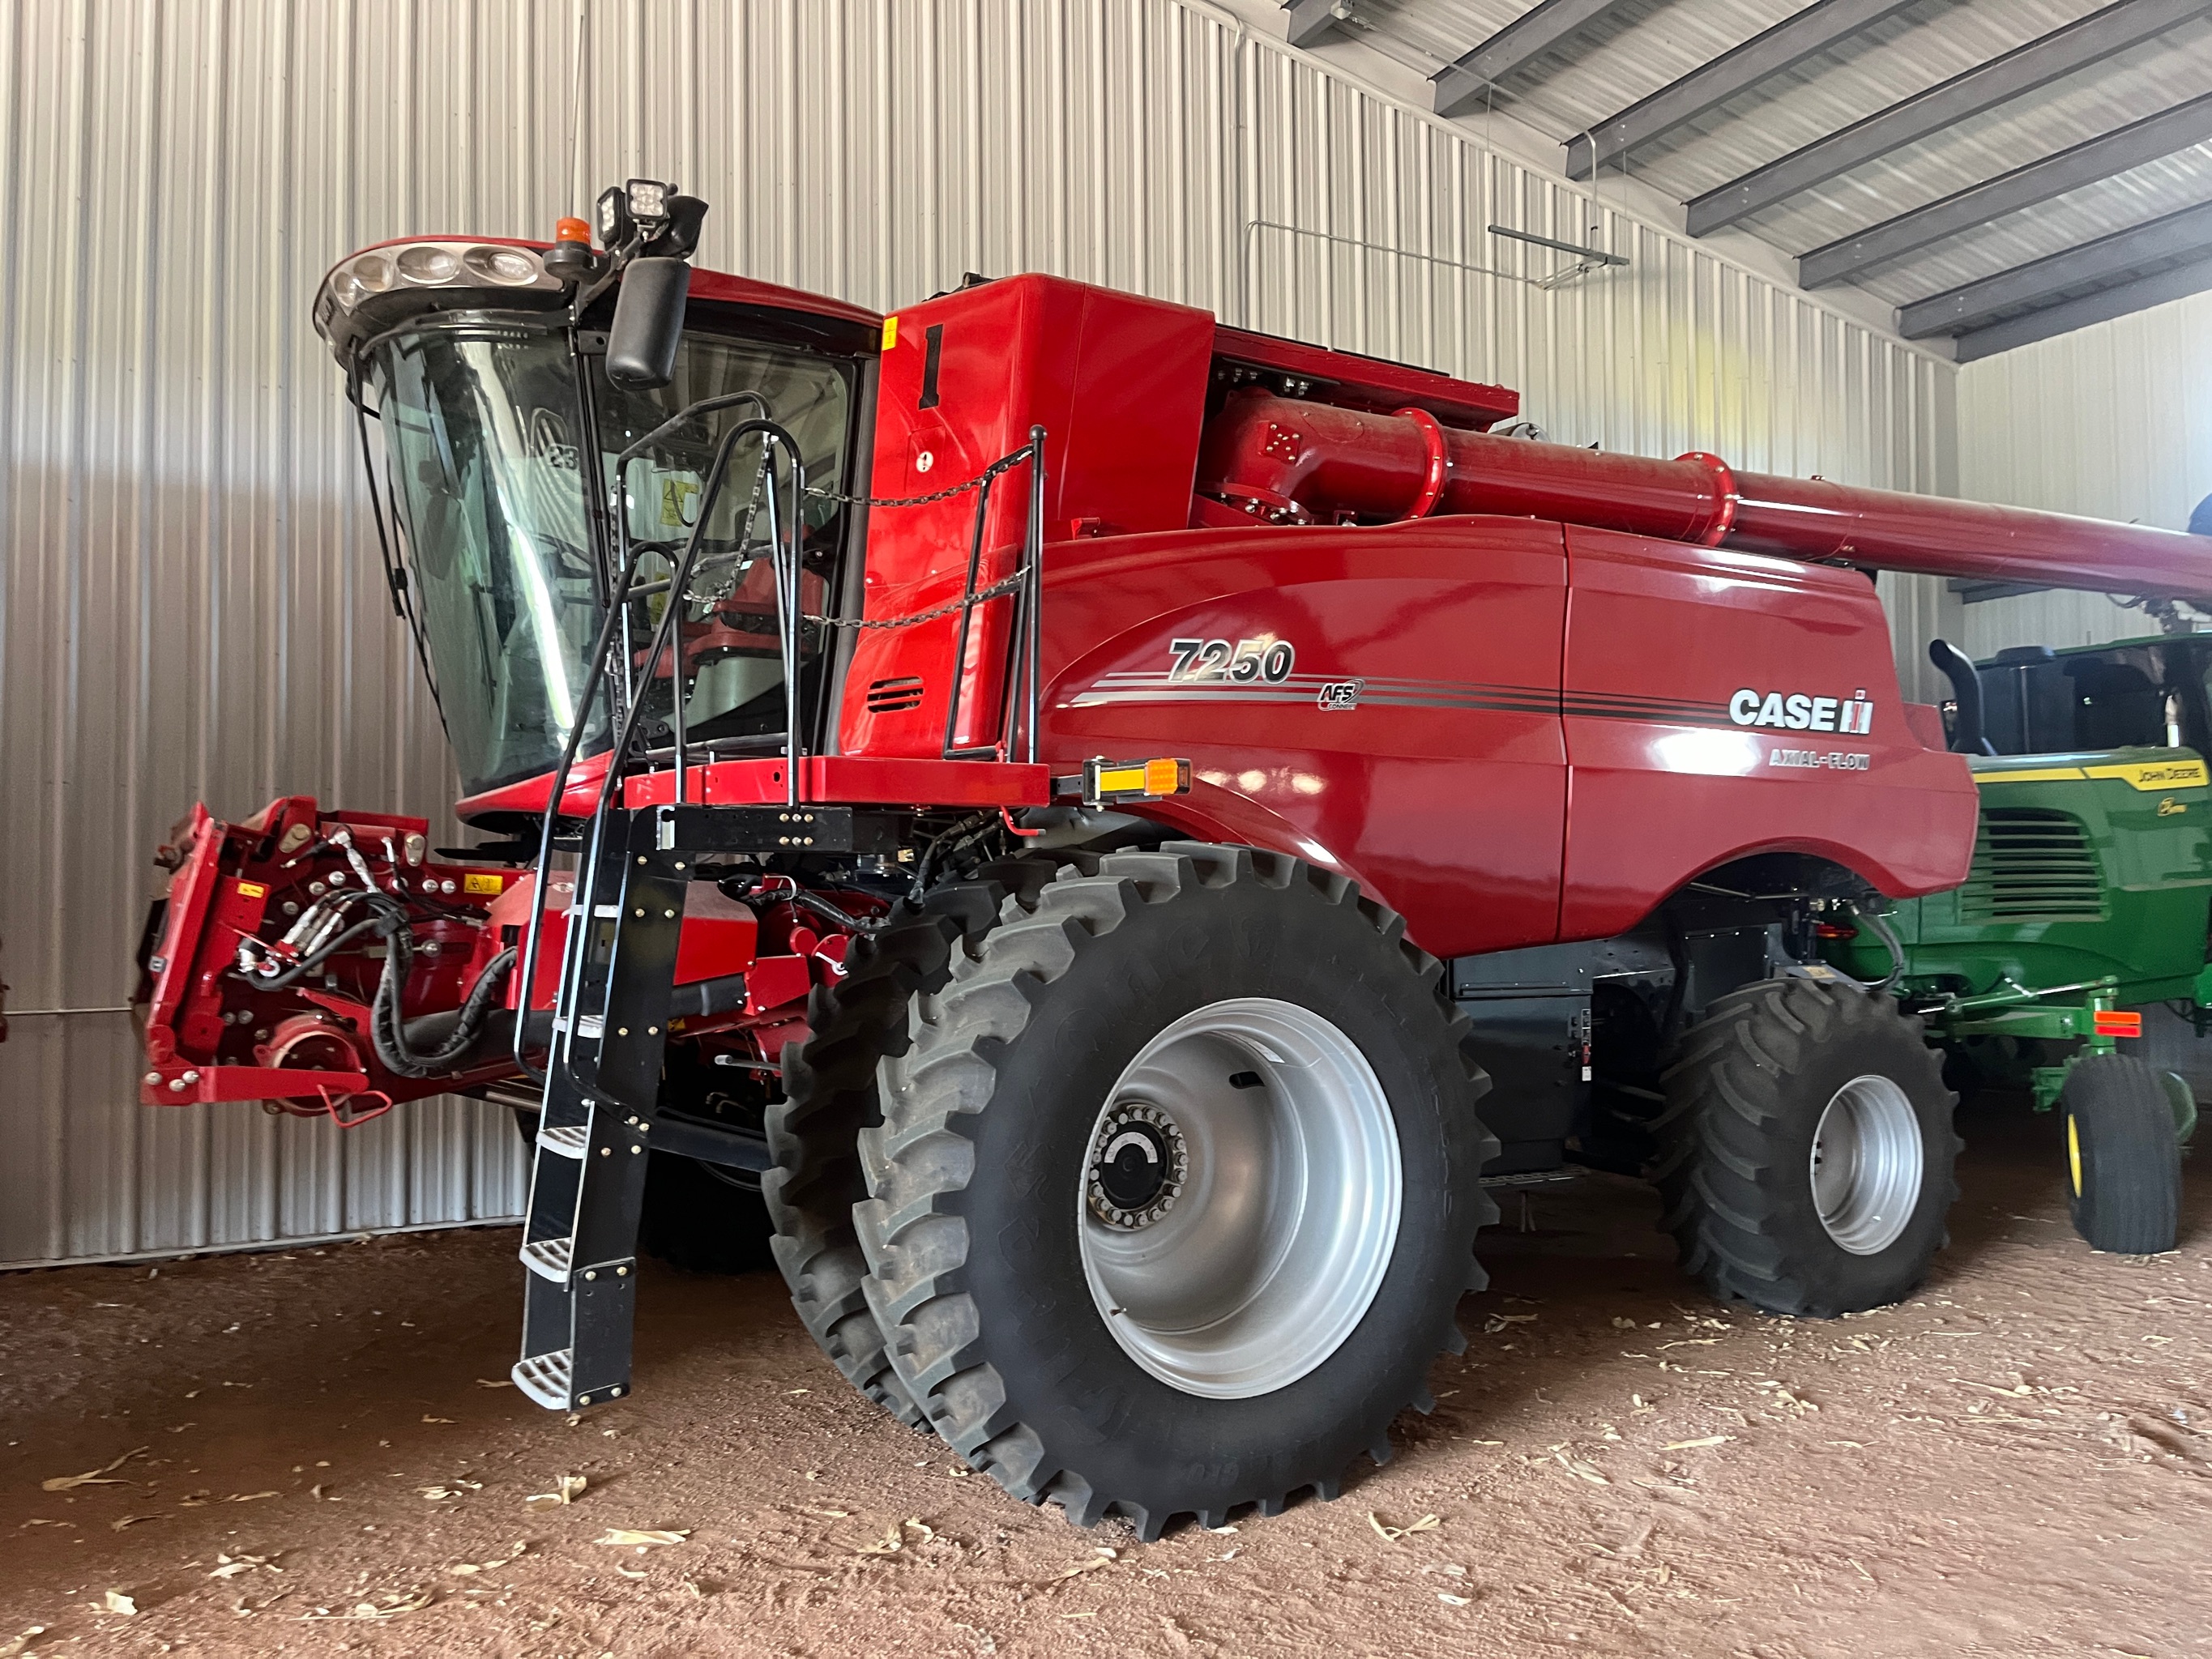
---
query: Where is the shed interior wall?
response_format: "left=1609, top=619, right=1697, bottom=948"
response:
left=1958, top=286, right=2212, bottom=659
left=0, top=0, right=1954, bottom=1269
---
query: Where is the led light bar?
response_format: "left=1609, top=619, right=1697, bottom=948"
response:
left=314, top=240, right=565, bottom=331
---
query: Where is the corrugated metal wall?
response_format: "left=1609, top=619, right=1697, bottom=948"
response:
left=1956, top=286, right=2212, bottom=659
left=0, top=0, right=1955, bottom=1269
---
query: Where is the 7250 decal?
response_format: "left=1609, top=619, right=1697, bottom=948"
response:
left=1168, top=637, right=1296, bottom=684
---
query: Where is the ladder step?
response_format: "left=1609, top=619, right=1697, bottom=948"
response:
left=511, top=1348, right=573, bottom=1409
left=520, top=1236, right=574, bottom=1282
left=536, top=1121, right=591, bottom=1158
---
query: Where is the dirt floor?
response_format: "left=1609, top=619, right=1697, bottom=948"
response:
left=2, top=1101, right=2209, bottom=1659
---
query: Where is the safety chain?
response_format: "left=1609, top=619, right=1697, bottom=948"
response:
left=805, top=568, right=1027, bottom=631
left=802, top=444, right=1036, bottom=511
left=794, top=441, right=1040, bottom=630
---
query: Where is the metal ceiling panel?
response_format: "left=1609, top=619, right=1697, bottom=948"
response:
left=1345, top=0, right=2212, bottom=339
left=1567, top=0, right=1924, bottom=181
left=1433, top=0, right=1642, bottom=115
left=1683, top=0, right=2210, bottom=237
left=1900, top=197, right=2212, bottom=335
left=1797, top=92, right=2212, bottom=288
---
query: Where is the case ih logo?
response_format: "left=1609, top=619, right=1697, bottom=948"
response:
left=1730, top=687, right=1875, bottom=735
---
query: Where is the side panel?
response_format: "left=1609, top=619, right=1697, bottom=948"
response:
left=842, top=275, right=1215, bottom=757
left=1041, top=518, right=1569, bottom=957
left=1560, top=527, right=1978, bottom=940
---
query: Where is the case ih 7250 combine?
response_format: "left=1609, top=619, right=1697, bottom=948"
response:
left=134, top=183, right=2212, bottom=1538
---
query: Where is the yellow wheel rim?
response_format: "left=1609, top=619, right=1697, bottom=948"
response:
left=2067, top=1114, right=2083, bottom=1196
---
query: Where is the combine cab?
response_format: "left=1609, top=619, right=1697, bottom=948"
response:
left=132, top=180, right=2212, bottom=1537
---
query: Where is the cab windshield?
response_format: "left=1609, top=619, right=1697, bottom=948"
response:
left=1979, top=638, right=2212, bottom=757
left=369, top=321, right=854, bottom=797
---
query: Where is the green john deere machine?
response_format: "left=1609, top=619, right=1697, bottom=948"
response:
left=1826, top=633, right=2206, bottom=1254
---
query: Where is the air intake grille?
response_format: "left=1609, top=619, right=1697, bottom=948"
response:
left=1957, top=807, right=2106, bottom=923
left=865, top=676, right=926, bottom=714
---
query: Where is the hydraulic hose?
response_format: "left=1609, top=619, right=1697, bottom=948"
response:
left=352, top=891, right=519, bottom=1078
left=1847, top=904, right=1907, bottom=996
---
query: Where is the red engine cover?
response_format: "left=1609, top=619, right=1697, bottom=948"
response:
left=840, top=275, right=1216, bottom=757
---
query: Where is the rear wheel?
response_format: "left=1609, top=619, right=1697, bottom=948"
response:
left=1657, top=976, right=1958, bottom=1317
left=855, top=844, right=1497, bottom=1539
left=2061, top=1053, right=2181, bottom=1254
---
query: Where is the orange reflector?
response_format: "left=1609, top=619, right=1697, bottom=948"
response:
left=2092, top=1010, right=2142, bottom=1037
left=554, top=215, right=591, bottom=245
left=1081, top=756, right=1193, bottom=804
left=1092, top=765, right=1147, bottom=795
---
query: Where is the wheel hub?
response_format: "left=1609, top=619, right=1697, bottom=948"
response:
left=1087, top=1103, right=1187, bottom=1228
left=1809, top=1073, right=1924, bottom=1256
left=1077, top=997, right=1404, bottom=1400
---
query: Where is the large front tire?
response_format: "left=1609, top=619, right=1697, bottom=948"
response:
left=855, top=844, right=1497, bottom=1539
left=1657, top=977, right=1958, bottom=1317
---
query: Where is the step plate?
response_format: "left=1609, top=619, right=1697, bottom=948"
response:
left=512, top=1348, right=574, bottom=1410
left=520, top=1235, right=574, bottom=1282
left=537, top=1121, right=591, bottom=1159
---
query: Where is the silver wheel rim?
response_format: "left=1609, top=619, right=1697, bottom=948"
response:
left=1078, top=996, right=1403, bottom=1399
left=1809, top=1075, right=1924, bottom=1255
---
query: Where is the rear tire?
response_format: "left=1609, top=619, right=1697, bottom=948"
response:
left=855, top=844, right=1497, bottom=1539
left=2061, top=1053, right=2181, bottom=1254
left=1657, top=977, right=1958, bottom=1317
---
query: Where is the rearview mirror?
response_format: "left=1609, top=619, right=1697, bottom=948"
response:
left=606, top=258, right=690, bottom=391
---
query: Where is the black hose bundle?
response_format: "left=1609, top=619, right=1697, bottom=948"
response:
left=348, top=893, right=518, bottom=1079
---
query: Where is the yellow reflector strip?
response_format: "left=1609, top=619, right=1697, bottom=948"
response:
left=2067, top=1115, right=2082, bottom=1196
left=881, top=315, right=899, bottom=351
left=1093, top=766, right=1147, bottom=795
left=2083, top=758, right=2210, bottom=790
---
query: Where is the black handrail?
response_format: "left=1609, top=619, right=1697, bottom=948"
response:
left=510, top=415, right=805, bottom=1085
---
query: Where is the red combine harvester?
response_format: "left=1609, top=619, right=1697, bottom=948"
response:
left=132, top=181, right=2212, bottom=1538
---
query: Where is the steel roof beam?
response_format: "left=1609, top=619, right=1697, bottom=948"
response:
left=1685, top=0, right=2212, bottom=237
left=1952, top=254, right=2212, bottom=360
left=1433, top=0, right=1642, bottom=119
left=1899, top=198, right=2212, bottom=339
left=1284, top=0, right=1344, bottom=49
left=1800, top=92, right=2212, bottom=288
left=1566, top=0, right=1920, bottom=181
